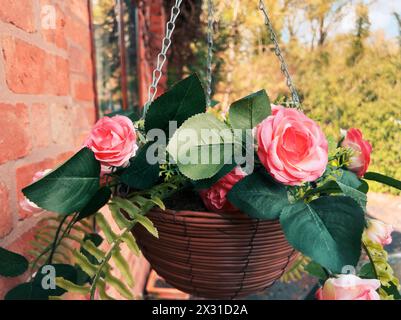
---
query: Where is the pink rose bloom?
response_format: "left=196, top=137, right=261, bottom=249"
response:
left=199, top=167, right=246, bottom=212
left=19, top=169, right=51, bottom=213
left=341, top=128, right=372, bottom=177
left=316, top=274, right=381, bottom=300
left=257, top=107, right=328, bottom=186
left=364, top=219, right=393, bottom=246
left=85, top=115, right=138, bottom=167
left=271, top=104, right=284, bottom=115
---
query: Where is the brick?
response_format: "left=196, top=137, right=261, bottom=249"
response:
left=75, top=130, right=90, bottom=149
left=67, top=0, right=89, bottom=24
left=0, top=0, right=36, bottom=32
left=0, top=228, right=37, bottom=299
left=55, top=151, right=75, bottom=165
left=1, top=36, right=70, bottom=95
left=0, top=104, right=31, bottom=164
left=65, top=16, right=91, bottom=51
left=73, top=80, right=94, bottom=102
left=16, top=158, right=54, bottom=220
left=31, top=104, right=51, bottom=148
left=0, top=182, right=12, bottom=238
left=40, top=2, right=67, bottom=50
left=68, top=45, right=85, bottom=73
left=49, top=104, right=74, bottom=145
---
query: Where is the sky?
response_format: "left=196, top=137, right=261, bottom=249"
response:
left=337, top=0, right=401, bottom=38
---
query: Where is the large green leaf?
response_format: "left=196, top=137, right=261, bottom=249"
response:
left=227, top=171, right=290, bottom=220
left=22, top=148, right=100, bottom=215
left=364, top=172, right=401, bottom=191
left=192, top=162, right=236, bottom=190
left=144, top=74, right=206, bottom=134
left=5, top=264, right=79, bottom=300
left=77, top=187, right=112, bottom=221
left=167, top=113, right=236, bottom=180
left=228, top=89, right=271, bottom=130
left=337, top=169, right=362, bottom=189
left=120, top=142, right=160, bottom=189
left=0, top=247, right=29, bottom=277
left=280, top=196, right=365, bottom=273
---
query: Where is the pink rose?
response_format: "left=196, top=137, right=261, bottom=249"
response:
left=85, top=115, right=138, bottom=167
left=19, top=169, right=51, bottom=213
left=341, top=128, right=372, bottom=177
left=256, top=107, right=328, bottom=186
left=199, top=167, right=246, bottom=212
left=271, top=104, right=284, bottom=115
left=316, top=274, right=381, bottom=300
left=364, top=219, right=393, bottom=246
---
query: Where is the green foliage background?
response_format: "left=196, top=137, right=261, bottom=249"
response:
left=168, top=0, right=401, bottom=194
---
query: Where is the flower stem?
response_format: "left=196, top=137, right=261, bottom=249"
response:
left=363, top=242, right=379, bottom=279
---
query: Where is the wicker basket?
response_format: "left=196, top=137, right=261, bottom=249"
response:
left=133, top=208, right=298, bottom=299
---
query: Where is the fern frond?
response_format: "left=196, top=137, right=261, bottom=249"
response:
left=280, top=255, right=310, bottom=283
left=55, top=176, right=186, bottom=300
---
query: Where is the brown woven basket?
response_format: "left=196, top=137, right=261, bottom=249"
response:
left=133, top=208, right=298, bottom=299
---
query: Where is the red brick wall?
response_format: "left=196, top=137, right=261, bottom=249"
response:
left=0, top=0, right=96, bottom=298
left=0, top=0, right=167, bottom=299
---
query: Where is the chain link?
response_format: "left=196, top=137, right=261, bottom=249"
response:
left=143, top=0, right=183, bottom=116
left=259, top=0, right=301, bottom=110
left=206, top=0, right=214, bottom=108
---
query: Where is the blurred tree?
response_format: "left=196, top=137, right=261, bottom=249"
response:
left=301, top=0, right=352, bottom=48
left=347, top=3, right=371, bottom=66
left=394, top=12, right=401, bottom=48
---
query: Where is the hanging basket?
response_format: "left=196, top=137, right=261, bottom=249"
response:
left=133, top=208, right=298, bottom=299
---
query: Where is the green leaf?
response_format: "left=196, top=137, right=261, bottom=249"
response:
left=145, top=74, right=206, bottom=134
left=306, top=170, right=367, bottom=211
left=280, top=196, right=365, bottom=273
left=77, top=187, right=112, bottom=221
left=227, top=171, right=290, bottom=220
left=304, top=261, right=328, bottom=280
left=22, top=148, right=100, bottom=215
left=5, top=283, right=48, bottom=300
left=192, top=162, right=236, bottom=190
left=167, top=113, right=236, bottom=180
left=359, top=262, right=376, bottom=279
left=32, top=264, right=79, bottom=297
left=120, top=143, right=160, bottom=189
left=357, top=179, right=369, bottom=194
left=228, top=90, right=271, bottom=130
left=5, top=264, right=80, bottom=300
left=0, top=247, right=29, bottom=277
left=336, top=181, right=367, bottom=211
left=337, top=169, right=362, bottom=189
left=364, top=172, right=401, bottom=190
left=382, top=281, right=401, bottom=299
left=81, top=233, right=104, bottom=266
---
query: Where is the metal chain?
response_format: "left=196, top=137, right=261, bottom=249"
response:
left=259, top=0, right=302, bottom=110
left=143, top=0, right=183, bottom=116
left=206, top=0, right=214, bottom=108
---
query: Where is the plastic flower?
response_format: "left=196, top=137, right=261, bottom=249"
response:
left=85, top=115, right=138, bottom=167
left=19, top=169, right=51, bottom=213
left=316, top=274, right=381, bottom=300
left=256, top=107, right=328, bottom=186
left=341, top=128, right=372, bottom=177
left=199, top=167, right=246, bottom=212
left=364, top=219, right=393, bottom=246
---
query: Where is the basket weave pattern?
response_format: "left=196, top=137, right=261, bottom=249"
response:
left=134, top=208, right=298, bottom=299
